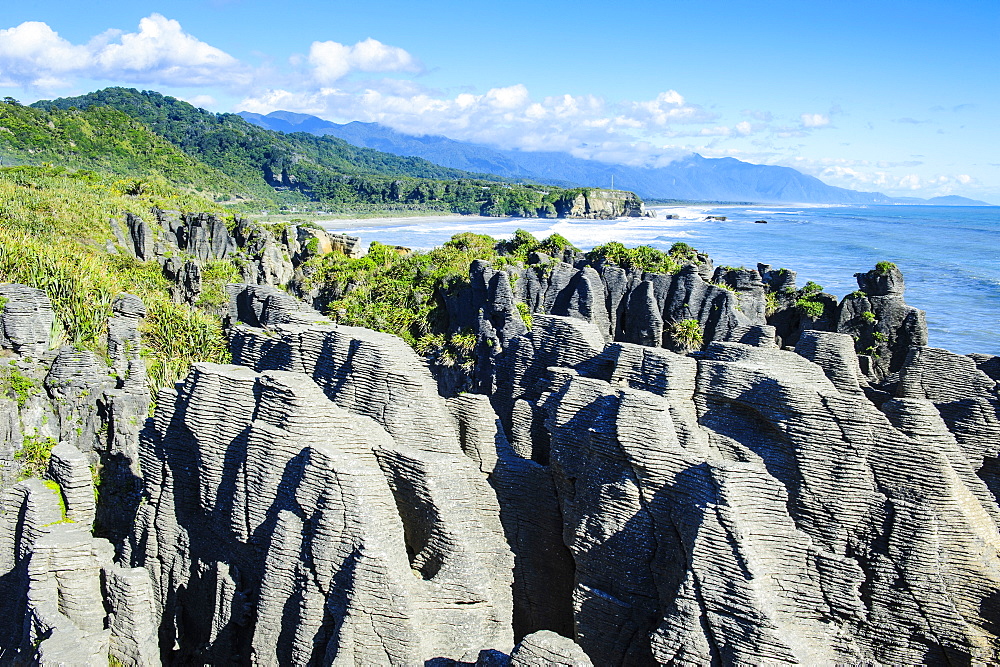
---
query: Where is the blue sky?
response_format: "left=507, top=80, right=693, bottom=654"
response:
left=1, top=0, right=997, bottom=202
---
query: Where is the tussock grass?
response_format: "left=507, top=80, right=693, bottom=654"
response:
left=0, top=166, right=231, bottom=396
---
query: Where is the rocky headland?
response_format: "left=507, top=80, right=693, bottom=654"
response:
left=0, top=208, right=998, bottom=665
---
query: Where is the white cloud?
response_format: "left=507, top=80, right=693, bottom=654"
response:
left=0, top=21, right=89, bottom=87
left=182, top=94, right=218, bottom=109
left=309, top=38, right=421, bottom=84
left=626, top=90, right=714, bottom=125
left=0, top=14, right=249, bottom=90
left=238, top=84, right=723, bottom=163
left=699, top=126, right=731, bottom=137
left=800, top=113, right=830, bottom=128
left=93, top=14, right=247, bottom=86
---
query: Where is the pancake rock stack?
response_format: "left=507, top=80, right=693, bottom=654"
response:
left=480, top=312, right=1000, bottom=664
left=128, top=311, right=515, bottom=662
left=1, top=243, right=998, bottom=664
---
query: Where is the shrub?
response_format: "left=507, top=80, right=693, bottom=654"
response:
left=861, top=311, right=876, bottom=323
left=670, top=318, right=703, bottom=351
left=0, top=365, right=39, bottom=408
left=16, top=434, right=57, bottom=479
left=795, top=296, right=825, bottom=319
left=765, top=291, right=781, bottom=316
left=587, top=242, right=686, bottom=274
left=516, top=302, right=533, bottom=329
left=875, top=261, right=897, bottom=275
left=801, top=280, right=823, bottom=296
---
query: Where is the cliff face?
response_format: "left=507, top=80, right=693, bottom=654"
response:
left=1, top=238, right=998, bottom=664
left=554, top=189, right=651, bottom=219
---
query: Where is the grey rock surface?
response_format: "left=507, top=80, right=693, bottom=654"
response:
left=128, top=361, right=514, bottom=663
left=483, top=314, right=1000, bottom=664
left=510, top=630, right=593, bottom=666
left=837, top=266, right=928, bottom=378
left=0, top=284, right=54, bottom=355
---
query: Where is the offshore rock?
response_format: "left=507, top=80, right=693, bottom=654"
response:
left=556, top=189, right=647, bottom=219
left=0, top=284, right=54, bottom=355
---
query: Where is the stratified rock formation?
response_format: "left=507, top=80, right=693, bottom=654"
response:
left=0, top=235, right=996, bottom=665
left=126, top=319, right=514, bottom=662
left=480, top=313, right=1000, bottom=664
left=555, top=189, right=652, bottom=219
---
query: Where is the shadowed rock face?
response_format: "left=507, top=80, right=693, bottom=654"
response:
left=1, top=271, right=996, bottom=665
left=129, top=339, right=514, bottom=662
left=486, top=315, right=1000, bottom=665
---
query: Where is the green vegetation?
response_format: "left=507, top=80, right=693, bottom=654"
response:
left=516, top=302, right=533, bottom=329
left=0, top=100, right=243, bottom=199
left=0, top=365, right=38, bottom=408
left=796, top=298, right=825, bottom=319
left=873, top=332, right=889, bottom=343
left=42, top=479, right=71, bottom=523
left=497, top=229, right=579, bottom=258
left=849, top=289, right=867, bottom=299
left=862, top=310, right=877, bottom=323
left=0, top=165, right=231, bottom=395
left=875, top=261, right=897, bottom=275
left=765, top=291, right=781, bottom=316
left=25, top=89, right=615, bottom=217
left=310, top=237, right=499, bottom=346
left=801, top=280, right=823, bottom=296
left=16, top=434, right=57, bottom=479
left=793, top=280, right=826, bottom=318
left=586, top=241, right=699, bottom=274
left=669, top=318, right=704, bottom=351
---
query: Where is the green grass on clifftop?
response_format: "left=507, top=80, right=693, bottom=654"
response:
left=0, top=165, right=232, bottom=394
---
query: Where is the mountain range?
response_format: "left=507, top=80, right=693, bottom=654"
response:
left=239, top=110, right=994, bottom=206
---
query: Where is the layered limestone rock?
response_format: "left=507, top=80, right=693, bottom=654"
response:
left=0, top=283, right=54, bottom=355
left=0, top=444, right=160, bottom=665
left=0, top=241, right=993, bottom=666
left=484, top=314, right=1000, bottom=664
left=837, top=264, right=928, bottom=379
left=442, top=253, right=766, bottom=394
left=556, top=189, right=649, bottom=219
left=896, top=346, right=1000, bottom=503
left=129, top=361, right=513, bottom=663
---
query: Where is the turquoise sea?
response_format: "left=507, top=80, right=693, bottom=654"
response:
left=322, top=205, right=1000, bottom=356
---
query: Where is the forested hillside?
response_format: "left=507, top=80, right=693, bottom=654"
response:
left=0, top=98, right=245, bottom=201
left=29, top=88, right=584, bottom=216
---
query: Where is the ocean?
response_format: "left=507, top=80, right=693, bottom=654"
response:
left=321, top=205, right=1000, bottom=356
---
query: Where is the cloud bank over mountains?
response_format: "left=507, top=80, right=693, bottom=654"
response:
left=0, top=13, right=988, bottom=201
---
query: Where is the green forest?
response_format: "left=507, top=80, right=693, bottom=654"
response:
left=10, top=88, right=605, bottom=217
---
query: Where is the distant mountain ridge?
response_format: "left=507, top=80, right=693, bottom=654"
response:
left=239, top=110, right=995, bottom=206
